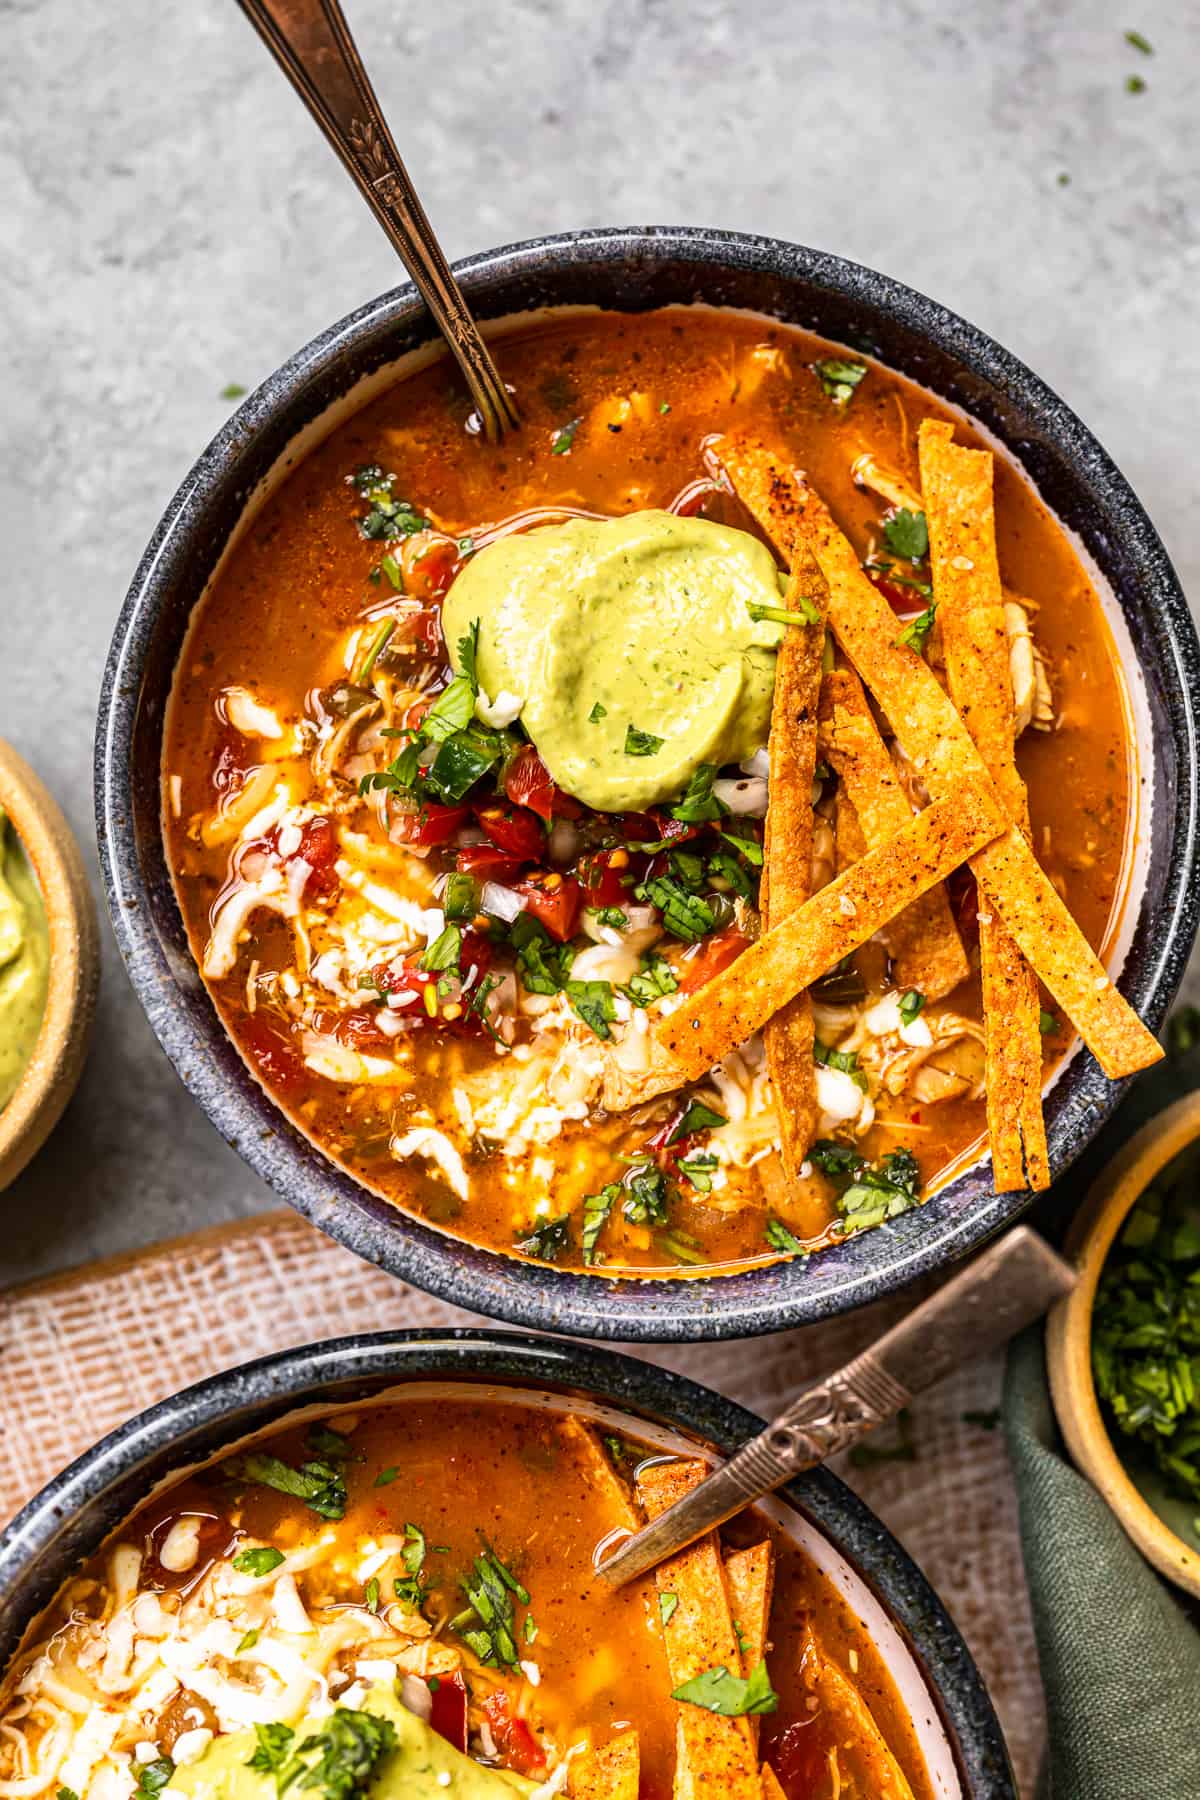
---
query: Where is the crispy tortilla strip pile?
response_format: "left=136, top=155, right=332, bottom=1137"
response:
left=716, top=437, right=1161, bottom=1084
left=569, top=1732, right=640, bottom=1799
left=817, top=666, right=969, bottom=999
left=760, top=551, right=829, bottom=1180
left=918, top=419, right=1049, bottom=1191
left=649, top=775, right=1004, bottom=1088
left=637, top=1459, right=764, bottom=1798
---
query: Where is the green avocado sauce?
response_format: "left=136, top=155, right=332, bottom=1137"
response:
left=0, top=808, right=49, bottom=1111
left=169, top=1685, right=534, bottom=1800
left=441, top=510, right=787, bottom=812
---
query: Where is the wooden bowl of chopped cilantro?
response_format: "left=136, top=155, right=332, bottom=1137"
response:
left=1047, top=1088, right=1200, bottom=1598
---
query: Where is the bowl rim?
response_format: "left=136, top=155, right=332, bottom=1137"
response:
left=95, top=223, right=1200, bottom=1341
left=0, top=741, right=99, bottom=1191
left=0, top=1326, right=1016, bottom=1797
left=1046, top=1088, right=1200, bottom=1597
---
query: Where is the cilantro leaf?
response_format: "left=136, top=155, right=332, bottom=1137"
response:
left=566, top=977, right=616, bottom=1040
left=621, top=953, right=679, bottom=1007
left=898, top=989, right=926, bottom=1027
left=671, top=1660, right=779, bottom=1717
left=134, top=1759, right=175, bottom=1800
left=765, top=1217, right=805, bottom=1255
left=678, top=1151, right=718, bottom=1193
left=233, top=1546, right=285, bottom=1577
left=660, top=1592, right=679, bottom=1626
left=882, top=508, right=929, bottom=561
left=514, top=1215, right=571, bottom=1261
left=551, top=417, right=581, bottom=454
left=402, top=1523, right=426, bottom=1576
left=582, top=1183, right=621, bottom=1264
left=667, top=1099, right=727, bottom=1144
left=420, top=924, right=462, bottom=973
left=227, top=1452, right=347, bottom=1521
left=813, top=358, right=867, bottom=406
left=622, top=1161, right=670, bottom=1227
left=640, top=874, right=715, bottom=943
left=625, top=724, right=665, bottom=757
left=671, top=763, right=725, bottom=824
left=896, top=602, right=938, bottom=655
left=296, top=1708, right=397, bottom=1800
left=456, top=618, right=481, bottom=690
left=588, top=700, right=607, bottom=723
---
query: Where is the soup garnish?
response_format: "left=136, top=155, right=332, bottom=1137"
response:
left=163, top=309, right=1155, bottom=1273
left=0, top=1400, right=932, bottom=1800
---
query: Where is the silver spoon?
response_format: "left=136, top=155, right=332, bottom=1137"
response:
left=235, top=0, right=519, bottom=443
left=595, top=1225, right=1074, bottom=1586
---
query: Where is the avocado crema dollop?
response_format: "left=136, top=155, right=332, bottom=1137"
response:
left=0, top=807, right=49, bottom=1111
left=440, top=510, right=787, bottom=812
left=170, top=1684, right=533, bottom=1800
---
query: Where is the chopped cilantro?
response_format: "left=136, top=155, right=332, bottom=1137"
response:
left=514, top=1215, right=572, bottom=1261
left=566, top=976, right=617, bottom=1039
left=294, top=1708, right=397, bottom=1800
left=813, top=1039, right=866, bottom=1089
left=671, top=762, right=726, bottom=824
left=716, top=826, right=764, bottom=868
left=233, top=1545, right=286, bottom=1577
left=678, top=1151, right=718, bottom=1193
left=622, top=1161, right=671, bottom=1227
left=134, top=1758, right=175, bottom=1800
left=352, top=466, right=428, bottom=541
left=895, top=602, right=938, bottom=654
left=1124, top=28, right=1153, bottom=53
left=443, top=871, right=482, bottom=923
left=765, top=1217, right=805, bottom=1255
left=813, top=358, right=867, bottom=406
left=305, top=1424, right=357, bottom=1462
left=354, top=619, right=395, bottom=684
left=235, top=1628, right=260, bottom=1654
left=456, top=618, right=481, bottom=689
left=588, top=700, right=608, bottom=723
left=839, top=1148, right=922, bottom=1234
left=523, top=1613, right=538, bottom=1644
left=596, top=905, right=629, bottom=929
left=882, top=508, right=929, bottom=561
left=420, top=924, right=462, bottom=973
left=364, top=1576, right=380, bottom=1613
left=621, top=953, right=679, bottom=1007
left=220, top=382, right=247, bottom=400
left=748, top=596, right=822, bottom=627
left=667, top=1099, right=727, bottom=1144
left=672, top=1661, right=779, bottom=1717
left=660, top=1592, right=679, bottom=1626
left=453, top=1547, right=532, bottom=1667
left=898, top=989, right=926, bottom=1027
left=581, top=1185, right=619, bottom=1265
left=625, top=724, right=665, bottom=757
left=551, top=417, right=581, bottom=454
left=247, top=1722, right=299, bottom=1794
left=226, top=1451, right=347, bottom=1521
left=1126, top=72, right=1147, bottom=91
left=1039, top=1009, right=1057, bottom=1035
left=639, top=874, right=715, bottom=943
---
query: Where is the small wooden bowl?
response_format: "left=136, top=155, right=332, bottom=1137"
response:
left=1047, top=1088, right=1200, bottom=1598
left=0, top=742, right=100, bottom=1192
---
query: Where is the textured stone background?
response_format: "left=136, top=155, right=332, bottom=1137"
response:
left=1, top=0, right=1196, bottom=1277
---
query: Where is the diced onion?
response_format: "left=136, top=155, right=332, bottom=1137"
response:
left=713, top=775, right=768, bottom=817
left=738, top=746, right=770, bottom=779
left=482, top=882, right=526, bottom=923
left=398, top=1675, right=433, bottom=1723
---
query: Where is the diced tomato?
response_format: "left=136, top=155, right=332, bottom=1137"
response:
left=313, top=1006, right=390, bottom=1052
left=504, top=745, right=582, bottom=821
left=458, top=929, right=494, bottom=979
left=292, top=815, right=339, bottom=900
left=482, top=1693, right=546, bottom=1779
left=867, top=565, right=923, bottom=615
left=623, top=809, right=700, bottom=849
left=476, top=802, right=546, bottom=862
left=428, top=1671, right=468, bottom=1753
left=371, top=961, right=416, bottom=995
left=405, top=534, right=461, bottom=602
left=576, top=847, right=634, bottom=908
left=456, top=844, right=523, bottom=884
left=677, top=925, right=748, bottom=994
left=516, top=875, right=583, bottom=943
left=239, top=1012, right=307, bottom=1095
left=390, top=803, right=470, bottom=847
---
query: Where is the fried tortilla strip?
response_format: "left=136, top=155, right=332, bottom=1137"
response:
left=724, top=1542, right=775, bottom=1749
left=637, top=1460, right=762, bottom=1800
left=762, top=554, right=828, bottom=1180
left=715, top=436, right=1161, bottom=1081
left=557, top=1416, right=641, bottom=1532
left=647, top=776, right=1004, bottom=1093
left=760, top=1768, right=788, bottom=1800
left=818, top=666, right=969, bottom=999
left=798, top=1625, right=916, bottom=1800
left=918, top=418, right=1049, bottom=1191
left=569, top=1732, right=640, bottom=1800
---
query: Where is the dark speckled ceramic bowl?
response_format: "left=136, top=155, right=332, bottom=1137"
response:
left=95, top=227, right=1200, bottom=1341
left=0, top=1330, right=1014, bottom=1798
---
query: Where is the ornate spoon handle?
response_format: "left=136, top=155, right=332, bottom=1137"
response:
left=235, top=0, right=519, bottom=443
left=595, top=1225, right=1075, bottom=1586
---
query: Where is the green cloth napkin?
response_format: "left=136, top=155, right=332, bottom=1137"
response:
left=1004, top=1031, right=1200, bottom=1798
left=1005, top=1330, right=1200, bottom=1798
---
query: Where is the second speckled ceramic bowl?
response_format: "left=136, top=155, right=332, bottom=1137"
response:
left=0, top=1329, right=1015, bottom=1798
left=95, top=227, right=1200, bottom=1339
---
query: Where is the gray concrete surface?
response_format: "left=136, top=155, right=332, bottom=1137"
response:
left=1, top=0, right=1196, bottom=1282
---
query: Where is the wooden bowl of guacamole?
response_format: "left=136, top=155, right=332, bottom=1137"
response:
left=0, top=742, right=99, bottom=1191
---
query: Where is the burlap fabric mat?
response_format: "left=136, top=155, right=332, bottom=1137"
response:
left=0, top=1212, right=1043, bottom=1792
